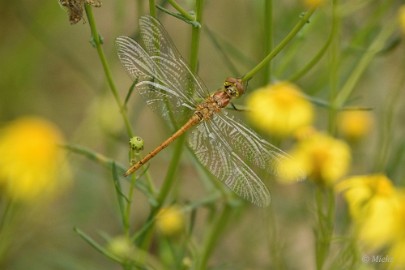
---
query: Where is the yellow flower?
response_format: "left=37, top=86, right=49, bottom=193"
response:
left=336, top=174, right=394, bottom=219
left=107, top=236, right=135, bottom=260
left=0, top=116, right=70, bottom=202
left=337, top=111, right=374, bottom=141
left=302, top=0, right=325, bottom=8
left=156, top=206, right=185, bottom=236
left=278, top=132, right=350, bottom=185
left=337, top=175, right=405, bottom=267
left=399, top=5, right=405, bottom=35
left=246, top=82, right=314, bottom=138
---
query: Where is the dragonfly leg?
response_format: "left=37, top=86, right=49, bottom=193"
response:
left=229, top=102, right=250, bottom=112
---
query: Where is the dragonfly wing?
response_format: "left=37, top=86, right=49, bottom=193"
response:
left=212, top=112, right=305, bottom=180
left=139, top=16, right=210, bottom=101
left=188, top=112, right=305, bottom=206
left=116, top=36, right=196, bottom=124
left=188, top=117, right=271, bottom=207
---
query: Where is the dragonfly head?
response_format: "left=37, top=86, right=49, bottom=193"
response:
left=224, top=77, right=245, bottom=98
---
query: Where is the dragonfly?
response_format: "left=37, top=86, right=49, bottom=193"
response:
left=116, top=15, right=301, bottom=207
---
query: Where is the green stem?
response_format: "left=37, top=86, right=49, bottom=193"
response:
left=314, top=186, right=335, bottom=270
left=156, top=0, right=204, bottom=212
left=157, top=139, right=185, bottom=206
left=168, top=0, right=195, bottom=21
left=84, top=5, right=133, bottom=138
left=149, top=0, right=156, bottom=18
left=0, top=199, right=16, bottom=263
left=151, top=0, right=204, bottom=211
left=374, top=71, right=405, bottom=172
left=154, top=0, right=204, bottom=207
left=137, top=1, right=204, bottom=249
left=327, top=0, right=340, bottom=135
left=198, top=205, right=232, bottom=270
left=242, top=8, right=316, bottom=82
left=189, top=0, right=204, bottom=72
left=288, top=1, right=336, bottom=82
left=124, top=176, right=136, bottom=235
left=262, top=0, right=273, bottom=84
left=332, top=20, right=396, bottom=110
left=267, top=206, right=283, bottom=269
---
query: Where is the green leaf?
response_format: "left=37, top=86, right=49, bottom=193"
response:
left=63, top=144, right=155, bottom=199
left=156, top=5, right=201, bottom=28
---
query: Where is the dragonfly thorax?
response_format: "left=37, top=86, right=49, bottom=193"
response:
left=194, top=77, right=244, bottom=122
left=194, top=90, right=233, bottom=122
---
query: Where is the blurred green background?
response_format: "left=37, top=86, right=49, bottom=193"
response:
left=0, top=0, right=404, bottom=269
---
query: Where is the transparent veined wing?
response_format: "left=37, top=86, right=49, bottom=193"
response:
left=188, top=111, right=305, bottom=207
left=213, top=112, right=303, bottom=178
left=188, top=114, right=271, bottom=207
left=116, top=36, right=194, bottom=124
left=116, top=16, right=210, bottom=125
left=138, top=16, right=209, bottom=101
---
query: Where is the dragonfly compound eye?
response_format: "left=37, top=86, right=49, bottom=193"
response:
left=224, top=77, right=245, bottom=98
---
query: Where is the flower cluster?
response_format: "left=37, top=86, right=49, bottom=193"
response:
left=246, top=76, right=405, bottom=268
left=337, top=175, right=405, bottom=268
left=247, top=82, right=351, bottom=185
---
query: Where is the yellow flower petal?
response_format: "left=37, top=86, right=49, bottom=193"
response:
left=0, top=116, right=70, bottom=202
left=278, top=132, right=350, bottom=185
left=337, top=111, right=374, bottom=141
left=336, top=174, right=394, bottom=219
left=337, top=175, right=405, bottom=253
left=246, top=82, right=314, bottom=138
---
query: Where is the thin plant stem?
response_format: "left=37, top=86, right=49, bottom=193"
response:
left=288, top=1, right=337, bottom=82
left=327, top=0, right=340, bottom=135
left=137, top=0, right=204, bottom=249
left=329, top=17, right=396, bottom=133
left=204, top=26, right=240, bottom=75
left=0, top=199, right=16, bottom=263
left=267, top=206, right=284, bottom=269
left=149, top=0, right=156, bottom=18
left=83, top=6, right=163, bottom=263
left=374, top=71, right=405, bottom=172
left=155, top=0, right=204, bottom=210
left=84, top=4, right=133, bottom=138
left=314, top=185, right=335, bottom=270
left=124, top=176, right=136, bottom=235
left=332, top=20, right=397, bottom=110
left=168, top=0, right=195, bottom=21
left=197, top=204, right=232, bottom=270
left=262, top=0, right=273, bottom=84
left=189, top=0, right=204, bottom=72
left=242, top=8, right=316, bottom=83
